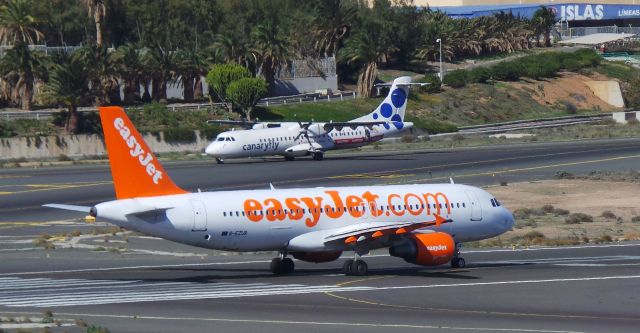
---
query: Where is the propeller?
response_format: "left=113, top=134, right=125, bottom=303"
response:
left=294, top=121, right=317, bottom=152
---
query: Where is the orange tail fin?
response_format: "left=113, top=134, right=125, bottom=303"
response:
left=99, top=106, right=188, bottom=199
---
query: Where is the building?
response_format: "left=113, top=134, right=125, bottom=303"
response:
left=417, top=1, right=640, bottom=27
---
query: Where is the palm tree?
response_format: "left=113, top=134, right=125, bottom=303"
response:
left=250, top=22, right=295, bottom=96
left=531, top=6, right=557, bottom=47
left=341, top=18, right=396, bottom=97
left=0, top=43, right=44, bottom=110
left=74, top=44, right=119, bottom=105
left=111, top=43, right=143, bottom=105
left=310, top=0, right=357, bottom=57
left=83, top=0, right=106, bottom=48
left=0, top=0, right=43, bottom=45
left=41, top=55, right=91, bottom=133
left=142, top=46, right=175, bottom=102
left=174, top=48, right=207, bottom=101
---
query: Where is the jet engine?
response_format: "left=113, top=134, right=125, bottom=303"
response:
left=389, top=232, right=454, bottom=266
left=292, top=251, right=342, bottom=263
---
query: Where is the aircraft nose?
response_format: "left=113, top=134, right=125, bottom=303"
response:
left=502, top=207, right=515, bottom=230
left=205, top=143, right=218, bottom=156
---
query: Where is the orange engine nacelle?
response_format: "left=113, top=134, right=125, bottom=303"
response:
left=389, top=232, right=455, bottom=266
left=292, top=251, right=343, bottom=263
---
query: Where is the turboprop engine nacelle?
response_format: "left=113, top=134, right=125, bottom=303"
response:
left=389, top=232, right=455, bottom=266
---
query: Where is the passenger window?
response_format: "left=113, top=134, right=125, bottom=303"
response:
left=235, top=211, right=239, bottom=216
left=463, top=203, right=466, bottom=208
left=223, top=212, right=226, bottom=217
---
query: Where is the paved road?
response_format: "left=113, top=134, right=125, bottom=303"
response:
left=1, top=138, right=639, bottom=332
left=1, top=138, right=639, bottom=222
left=0, top=243, right=638, bottom=333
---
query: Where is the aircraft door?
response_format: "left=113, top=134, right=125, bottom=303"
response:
left=464, top=191, right=482, bottom=221
left=191, top=200, right=208, bottom=231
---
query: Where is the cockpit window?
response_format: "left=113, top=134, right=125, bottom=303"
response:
left=217, top=137, right=225, bottom=141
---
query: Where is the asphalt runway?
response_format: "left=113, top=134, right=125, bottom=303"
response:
left=0, top=243, right=638, bottom=332
left=1, top=138, right=639, bottom=332
left=2, top=137, right=640, bottom=222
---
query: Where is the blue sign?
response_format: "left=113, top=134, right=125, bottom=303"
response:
left=432, top=3, right=640, bottom=21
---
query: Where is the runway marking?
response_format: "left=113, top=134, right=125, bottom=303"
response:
left=0, top=192, right=12, bottom=195
left=2, top=274, right=639, bottom=309
left=213, top=144, right=640, bottom=190
left=0, top=311, right=588, bottom=333
left=0, top=181, right=113, bottom=196
left=462, top=243, right=640, bottom=253
left=386, top=153, right=640, bottom=185
left=0, top=277, right=371, bottom=308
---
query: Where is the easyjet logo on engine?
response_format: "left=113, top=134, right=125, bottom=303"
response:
left=243, top=190, right=451, bottom=228
left=113, top=117, right=163, bottom=184
left=426, top=244, right=448, bottom=251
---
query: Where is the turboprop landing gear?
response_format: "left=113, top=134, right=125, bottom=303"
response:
left=215, top=158, right=224, bottom=164
left=312, top=152, right=324, bottom=161
left=284, top=155, right=295, bottom=161
left=343, top=254, right=368, bottom=276
left=450, top=243, right=466, bottom=268
left=271, top=253, right=295, bottom=275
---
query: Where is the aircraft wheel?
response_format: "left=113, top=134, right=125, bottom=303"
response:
left=312, top=152, right=324, bottom=161
left=342, top=259, right=354, bottom=275
left=353, top=260, right=368, bottom=276
left=270, top=258, right=283, bottom=274
left=284, top=155, right=295, bottom=161
left=282, top=257, right=295, bottom=274
left=215, top=158, right=224, bottom=164
left=451, top=257, right=466, bottom=268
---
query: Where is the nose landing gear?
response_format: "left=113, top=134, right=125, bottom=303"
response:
left=215, top=158, right=224, bottom=164
left=450, top=243, right=466, bottom=268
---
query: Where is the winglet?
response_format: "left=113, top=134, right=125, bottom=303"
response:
left=99, top=107, right=188, bottom=199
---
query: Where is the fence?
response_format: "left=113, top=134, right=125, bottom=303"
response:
left=560, top=25, right=640, bottom=39
left=0, top=44, right=82, bottom=57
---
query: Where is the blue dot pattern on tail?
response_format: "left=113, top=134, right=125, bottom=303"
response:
left=391, top=89, right=406, bottom=108
left=380, top=103, right=393, bottom=118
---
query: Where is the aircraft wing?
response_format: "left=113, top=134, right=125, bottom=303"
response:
left=287, top=214, right=450, bottom=251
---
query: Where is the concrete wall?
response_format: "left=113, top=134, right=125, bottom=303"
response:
left=273, top=76, right=339, bottom=96
left=418, top=0, right=640, bottom=6
left=0, top=131, right=209, bottom=161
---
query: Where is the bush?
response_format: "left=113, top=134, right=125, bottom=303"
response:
left=555, top=171, right=575, bottom=179
left=562, top=58, right=583, bottom=72
left=468, top=66, right=492, bottom=83
left=565, top=213, right=594, bottom=224
left=443, top=69, right=468, bottom=88
left=631, top=216, right=640, bottom=223
left=513, top=208, right=533, bottom=219
left=553, top=208, right=570, bottom=216
left=491, top=61, right=523, bottom=81
left=574, top=48, right=601, bottom=67
left=523, top=231, right=546, bottom=241
left=417, top=74, right=442, bottom=93
left=542, top=205, right=555, bottom=214
left=601, top=210, right=617, bottom=219
left=162, top=128, right=196, bottom=143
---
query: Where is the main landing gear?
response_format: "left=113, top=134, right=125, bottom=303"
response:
left=284, top=155, right=295, bottom=161
left=450, top=243, right=466, bottom=268
left=343, top=254, right=368, bottom=276
left=215, top=158, right=224, bottom=164
left=312, top=152, right=324, bottom=161
left=271, top=252, right=295, bottom=275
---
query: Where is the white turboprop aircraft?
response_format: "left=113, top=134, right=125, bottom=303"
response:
left=205, top=76, right=420, bottom=163
left=45, top=106, right=515, bottom=276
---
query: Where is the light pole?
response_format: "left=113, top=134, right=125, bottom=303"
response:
left=436, top=38, right=443, bottom=82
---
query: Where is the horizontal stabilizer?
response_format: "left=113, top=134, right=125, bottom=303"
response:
left=43, top=204, right=91, bottom=213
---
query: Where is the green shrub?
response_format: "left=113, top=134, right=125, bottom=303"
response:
left=562, top=58, right=583, bottom=72
left=468, top=66, right=492, bottom=83
left=417, top=74, right=442, bottom=93
left=443, top=69, right=468, bottom=88
left=574, top=48, right=601, bottom=67
left=542, top=205, right=555, bottom=214
left=631, top=216, right=640, bottom=223
left=601, top=210, right=616, bottom=219
left=513, top=208, right=533, bottom=219
left=523, top=231, right=545, bottom=241
left=162, top=128, right=196, bottom=143
left=491, top=61, right=523, bottom=81
left=199, top=126, right=223, bottom=141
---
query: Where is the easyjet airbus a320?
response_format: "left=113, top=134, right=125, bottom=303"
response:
left=46, top=106, right=514, bottom=275
left=205, top=76, right=420, bottom=163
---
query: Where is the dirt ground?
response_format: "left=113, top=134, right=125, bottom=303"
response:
left=510, top=72, right=620, bottom=112
left=485, top=180, right=640, bottom=243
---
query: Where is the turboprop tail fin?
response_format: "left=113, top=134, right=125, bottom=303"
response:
left=99, top=106, right=188, bottom=199
left=352, top=76, right=413, bottom=123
